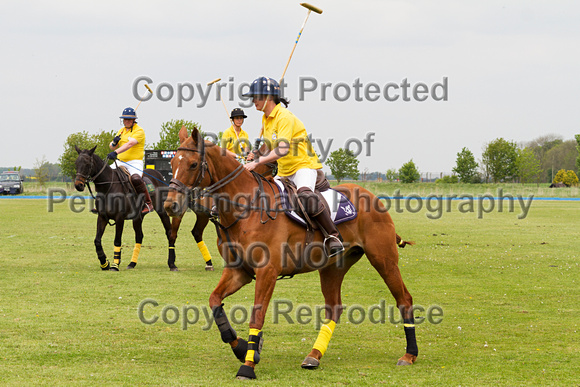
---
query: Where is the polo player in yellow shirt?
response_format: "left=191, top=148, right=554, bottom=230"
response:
left=244, top=77, right=344, bottom=257
left=106, top=107, right=153, bottom=215
left=221, top=108, right=251, bottom=160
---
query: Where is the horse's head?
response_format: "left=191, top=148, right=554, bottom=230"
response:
left=164, top=126, right=209, bottom=217
left=74, top=145, right=97, bottom=192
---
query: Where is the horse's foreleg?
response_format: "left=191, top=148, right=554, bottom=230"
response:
left=209, top=268, right=252, bottom=364
left=235, top=265, right=278, bottom=380
left=94, top=215, right=109, bottom=270
left=109, top=218, right=125, bottom=271
left=167, top=216, right=181, bottom=271
left=192, top=213, right=213, bottom=271
left=126, top=218, right=144, bottom=269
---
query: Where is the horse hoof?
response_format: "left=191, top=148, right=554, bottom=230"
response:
left=126, top=263, right=136, bottom=270
left=235, top=364, right=256, bottom=380
left=109, top=266, right=119, bottom=272
left=205, top=265, right=214, bottom=271
left=301, top=356, right=320, bottom=369
left=170, top=267, right=179, bottom=272
left=396, top=353, right=416, bottom=366
left=100, top=261, right=110, bottom=271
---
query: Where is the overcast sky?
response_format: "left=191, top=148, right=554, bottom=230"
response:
left=1, top=0, right=579, bottom=174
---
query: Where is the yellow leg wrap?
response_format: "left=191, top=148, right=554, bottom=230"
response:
left=114, top=246, right=121, bottom=265
left=197, top=241, right=212, bottom=263
left=131, top=243, right=142, bottom=263
left=244, top=328, right=262, bottom=363
left=313, top=320, right=336, bottom=356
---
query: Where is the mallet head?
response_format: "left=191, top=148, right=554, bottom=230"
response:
left=300, top=3, right=323, bottom=14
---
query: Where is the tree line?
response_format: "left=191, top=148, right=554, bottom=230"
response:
left=383, top=135, right=579, bottom=185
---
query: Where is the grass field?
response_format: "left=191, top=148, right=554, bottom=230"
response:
left=0, top=186, right=578, bottom=386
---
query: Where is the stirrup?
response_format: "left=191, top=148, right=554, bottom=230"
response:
left=142, top=203, right=153, bottom=215
left=324, top=235, right=344, bottom=257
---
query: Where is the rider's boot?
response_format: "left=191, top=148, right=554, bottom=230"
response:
left=297, top=187, right=344, bottom=257
left=131, top=175, right=154, bottom=215
left=313, top=208, right=344, bottom=257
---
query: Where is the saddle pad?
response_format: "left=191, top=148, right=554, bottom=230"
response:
left=274, top=179, right=357, bottom=226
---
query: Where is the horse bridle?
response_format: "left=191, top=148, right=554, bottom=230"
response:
left=169, top=134, right=283, bottom=227
left=75, top=152, right=109, bottom=187
left=169, top=132, right=246, bottom=200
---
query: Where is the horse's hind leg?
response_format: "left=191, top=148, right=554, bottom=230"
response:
left=365, top=241, right=418, bottom=365
left=126, top=218, right=145, bottom=270
left=94, top=215, right=110, bottom=270
left=192, top=213, right=213, bottom=271
left=302, top=255, right=361, bottom=369
left=209, top=268, right=253, bottom=364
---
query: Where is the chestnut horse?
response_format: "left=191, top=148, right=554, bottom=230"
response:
left=74, top=145, right=214, bottom=271
left=164, top=128, right=418, bottom=380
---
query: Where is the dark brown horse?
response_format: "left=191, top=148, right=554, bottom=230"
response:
left=74, top=145, right=214, bottom=271
left=164, top=128, right=418, bottom=380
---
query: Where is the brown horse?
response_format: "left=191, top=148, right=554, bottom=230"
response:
left=164, top=128, right=418, bottom=380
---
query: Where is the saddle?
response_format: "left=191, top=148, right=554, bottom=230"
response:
left=275, top=170, right=357, bottom=228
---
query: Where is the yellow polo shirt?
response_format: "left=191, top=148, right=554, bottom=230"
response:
left=262, top=104, right=321, bottom=176
left=221, top=126, right=250, bottom=156
left=115, top=124, right=145, bottom=162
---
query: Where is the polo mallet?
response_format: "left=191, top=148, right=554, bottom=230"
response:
left=207, top=78, right=232, bottom=125
left=280, top=3, right=323, bottom=82
left=258, top=3, right=323, bottom=139
left=134, top=84, right=153, bottom=111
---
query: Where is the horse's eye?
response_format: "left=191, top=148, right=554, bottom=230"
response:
left=190, top=162, right=198, bottom=169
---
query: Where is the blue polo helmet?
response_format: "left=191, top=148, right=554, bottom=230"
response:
left=120, top=107, right=137, bottom=119
left=243, top=77, right=280, bottom=97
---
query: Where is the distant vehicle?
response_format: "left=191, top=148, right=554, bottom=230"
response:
left=0, top=171, right=24, bottom=194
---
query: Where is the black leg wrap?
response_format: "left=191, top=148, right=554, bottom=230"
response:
left=404, top=318, right=419, bottom=356
left=236, top=364, right=257, bottom=380
left=232, top=338, right=248, bottom=362
left=212, top=304, right=237, bottom=343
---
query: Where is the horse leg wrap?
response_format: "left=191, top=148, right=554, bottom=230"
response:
left=404, top=318, right=419, bottom=356
left=244, top=329, right=263, bottom=364
left=113, top=246, right=121, bottom=266
left=168, top=245, right=176, bottom=262
left=235, top=364, right=257, bottom=380
left=313, top=320, right=336, bottom=356
left=212, top=304, right=237, bottom=343
left=232, top=338, right=248, bottom=362
left=95, top=241, right=108, bottom=267
left=197, top=241, right=212, bottom=263
left=131, top=243, right=141, bottom=264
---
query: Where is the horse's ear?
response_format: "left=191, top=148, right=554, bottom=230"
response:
left=178, top=126, right=189, bottom=145
left=75, top=145, right=82, bottom=154
left=89, top=145, right=97, bottom=155
left=191, top=127, right=200, bottom=143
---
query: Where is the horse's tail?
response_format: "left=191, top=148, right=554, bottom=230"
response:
left=396, top=233, right=415, bottom=249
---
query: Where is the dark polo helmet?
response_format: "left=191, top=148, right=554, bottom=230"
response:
left=230, top=108, right=247, bottom=119
left=120, top=107, right=137, bottom=119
